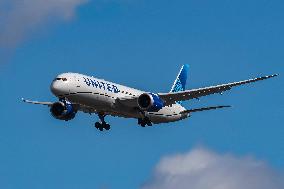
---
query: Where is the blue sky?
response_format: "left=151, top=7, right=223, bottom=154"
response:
left=0, top=0, right=283, bottom=188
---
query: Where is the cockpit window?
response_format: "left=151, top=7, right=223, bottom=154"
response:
left=54, top=78, right=68, bottom=81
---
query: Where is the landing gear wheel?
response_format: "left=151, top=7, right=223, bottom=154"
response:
left=104, top=123, right=110, bottom=130
left=147, top=122, right=152, bottom=126
left=138, top=117, right=152, bottom=127
left=95, top=122, right=104, bottom=131
left=95, top=122, right=101, bottom=129
left=95, top=114, right=111, bottom=131
left=138, top=118, right=143, bottom=125
left=144, top=117, right=151, bottom=126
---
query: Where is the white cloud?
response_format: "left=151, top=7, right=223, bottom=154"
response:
left=142, top=148, right=284, bottom=189
left=0, top=0, right=88, bottom=47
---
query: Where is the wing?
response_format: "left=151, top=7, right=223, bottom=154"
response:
left=22, top=98, right=87, bottom=112
left=159, top=74, right=278, bottom=106
left=22, top=98, right=53, bottom=106
left=180, top=105, right=231, bottom=114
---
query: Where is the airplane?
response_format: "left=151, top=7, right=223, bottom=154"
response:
left=22, top=64, right=278, bottom=131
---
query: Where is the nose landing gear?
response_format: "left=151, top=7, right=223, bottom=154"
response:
left=138, top=117, right=152, bottom=127
left=95, top=114, right=111, bottom=131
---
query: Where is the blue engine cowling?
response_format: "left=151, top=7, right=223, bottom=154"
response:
left=138, top=93, right=164, bottom=112
left=50, top=100, right=76, bottom=121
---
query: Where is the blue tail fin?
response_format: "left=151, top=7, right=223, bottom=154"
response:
left=170, top=64, right=189, bottom=105
left=170, top=64, right=189, bottom=93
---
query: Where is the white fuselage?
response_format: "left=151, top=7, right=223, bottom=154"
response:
left=50, top=73, right=188, bottom=124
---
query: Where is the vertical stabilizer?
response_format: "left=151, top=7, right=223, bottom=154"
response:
left=170, top=64, right=189, bottom=105
left=170, top=64, right=189, bottom=93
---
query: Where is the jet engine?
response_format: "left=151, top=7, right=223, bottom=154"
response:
left=138, top=93, right=164, bottom=112
left=50, top=100, right=76, bottom=121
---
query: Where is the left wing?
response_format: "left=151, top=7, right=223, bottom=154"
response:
left=159, top=74, right=278, bottom=106
left=22, top=98, right=91, bottom=113
left=22, top=98, right=53, bottom=106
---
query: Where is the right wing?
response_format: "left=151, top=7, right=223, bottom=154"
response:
left=180, top=105, right=231, bottom=114
left=159, top=74, right=278, bottom=106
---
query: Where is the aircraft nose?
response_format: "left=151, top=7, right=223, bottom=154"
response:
left=50, top=81, right=61, bottom=95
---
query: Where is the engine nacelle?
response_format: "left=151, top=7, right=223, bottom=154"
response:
left=50, top=100, right=76, bottom=121
left=138, top=93, right=164, bottom=112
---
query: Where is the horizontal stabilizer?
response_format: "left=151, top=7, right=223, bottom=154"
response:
left=181, top=105, right=231, bottom=114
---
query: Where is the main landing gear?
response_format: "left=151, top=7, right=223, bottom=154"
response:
left=95, top=114, right=110, bottom=131
left=138, top=117, right=152, bottom=127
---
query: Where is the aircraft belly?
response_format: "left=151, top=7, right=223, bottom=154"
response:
left=110, top=105, right=141, bottom=119
left=146, top=105, right=187, bottom=124
left=148, top=114, right=182, bottom=124
left=69, top=93, right=114, bottom=112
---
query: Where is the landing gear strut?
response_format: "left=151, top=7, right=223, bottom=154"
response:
left=95, top=114, right=110, bottom=131
left=138, top=117, right=152, bottom=127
